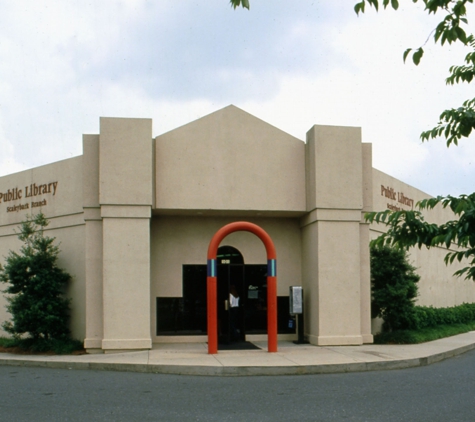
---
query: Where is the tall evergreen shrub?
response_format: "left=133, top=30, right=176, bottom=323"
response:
left=0, top=213, right=71, bottom=340
left=370, top=245, right=420, bottom=332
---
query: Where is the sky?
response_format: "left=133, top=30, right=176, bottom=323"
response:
left=0, top=0, right=474, bottom=197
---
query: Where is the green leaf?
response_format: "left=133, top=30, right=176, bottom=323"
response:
left=413, top=48, right=424, bottom=65
left=455, top=26, right=467, bottom=44
left=368, top=0, right=379, bottom=11
left=403, top=48, right=412, bottom=63
left=354, top=2, right=365, bottom=14
left=230, top=0, right=249, bottom=10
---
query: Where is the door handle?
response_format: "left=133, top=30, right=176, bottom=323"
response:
left=224, top=300, right=229, bottom=311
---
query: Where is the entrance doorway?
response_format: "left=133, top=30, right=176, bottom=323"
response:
left=206, top=222, right=277, bottom=354
left=216, top=246, right=267, bottom=344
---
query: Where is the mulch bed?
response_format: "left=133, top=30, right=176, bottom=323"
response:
left=0, top=345, right=87, bottom=355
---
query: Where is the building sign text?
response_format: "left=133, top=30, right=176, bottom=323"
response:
left=1, top=182, right=58, bottom=213
left=381, top=185, right=414, bottom=211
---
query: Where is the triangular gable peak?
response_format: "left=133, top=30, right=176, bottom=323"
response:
left=154, top=105, right=306, bottom=215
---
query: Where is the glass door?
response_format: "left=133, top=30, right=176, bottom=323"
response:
left=217, top=264, right=245, bottom=344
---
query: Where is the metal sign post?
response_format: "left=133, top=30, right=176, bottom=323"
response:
left=289, top=286, right=307, bottom=344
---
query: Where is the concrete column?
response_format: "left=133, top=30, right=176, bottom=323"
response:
left=360, top=143, right=374, bottom=344
left=83, top=135, right=104, bottom=353
left=101, top=207, right=151, bottom=351
left=99, top=117, right=153, bottom=352
left=302, top=125, right=366, bottom=346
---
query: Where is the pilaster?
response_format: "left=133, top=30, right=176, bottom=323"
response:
left=83, top=134, right=104, bottom=352
left=302, top=124, right=366, bottom=346
left=360, top=142, right=374, bottom=344
left=99, top=117, right=153, bottom=352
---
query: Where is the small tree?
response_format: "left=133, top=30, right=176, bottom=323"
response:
left=371, top=245, right=420, bottom=331
left=0, top=213, right=71, bottom=340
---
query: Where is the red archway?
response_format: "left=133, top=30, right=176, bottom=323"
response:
left=207, top=222, right=277, bottom=354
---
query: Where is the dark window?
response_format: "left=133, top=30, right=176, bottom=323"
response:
left=156, top=263, right=296, bottom=335
left=156, top=265, right=207, bottom=335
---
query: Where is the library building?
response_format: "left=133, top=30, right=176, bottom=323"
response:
left=0, top=105, right=473, bottom=353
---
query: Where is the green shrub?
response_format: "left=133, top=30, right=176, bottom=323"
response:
left=0, top=213, right=71, bottom=341
left=412, top=303, right=475, bottom=330
left=374, top=322, right=475, bottom=344
left=0, top=336, right=20, bottom=348
left=370, top=245, right=420, bottom=332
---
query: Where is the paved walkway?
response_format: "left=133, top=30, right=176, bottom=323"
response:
left=1, top=331, right=475, bottom=376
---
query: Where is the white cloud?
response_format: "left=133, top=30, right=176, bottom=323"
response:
left=0, top=0, right=473, bottom=196
left=0, top=115, right=25, bottom=176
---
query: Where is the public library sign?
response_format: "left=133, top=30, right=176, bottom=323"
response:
left=381, top=185, right=414, bottom=211
left=0, top=182, right=59, bottom=213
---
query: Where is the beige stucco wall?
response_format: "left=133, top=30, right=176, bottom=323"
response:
left=99, top=117, right=153, bottom=206
left=150, top=215, right=302, bottom=341
left=0, top=156, right=83, bottom=226
left=155, top=105, right=306, bottom=215
left=82, top=134, right=103, bottom=349
left=102, top=216, right=151, bottom=350
left=98, top=117, right=153, bottom=352
left=48, top=222, right=85, bottom=339
left=303, top=124, right=368, bottom=345
left=371, top=168, right=475, bottom=307
left=307, top=220, right=362, bottom=343
left=1, top=107, right=472, bottom=351
left=0, top=157, right=85, bottom=339
left=0, top=234, right=21, bottom=335
left=305, top=125, right=363, bottom=211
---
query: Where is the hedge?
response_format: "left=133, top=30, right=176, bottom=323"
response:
left=411, top=303, right=475, bottom=330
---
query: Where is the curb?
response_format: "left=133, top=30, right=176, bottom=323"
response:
left=0, top=341, right=474, bottom=376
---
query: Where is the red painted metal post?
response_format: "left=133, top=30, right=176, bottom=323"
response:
left=267, top=275, right=277, bottom=352
left=207, top=276, right=217, bottom=354
left=206, top=221, right=277, bottom=354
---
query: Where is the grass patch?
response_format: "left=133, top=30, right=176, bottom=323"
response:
left=0, top=337, right=84, bottom=355
left=374, top=322, right=475, bottom=344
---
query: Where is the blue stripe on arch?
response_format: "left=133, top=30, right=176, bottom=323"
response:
left=207, top=259, right=217, bottom=277
left=267, top=259, right=276, bottom=277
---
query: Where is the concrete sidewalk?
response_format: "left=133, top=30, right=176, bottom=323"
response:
left=1, top=331, right=475, bottom=376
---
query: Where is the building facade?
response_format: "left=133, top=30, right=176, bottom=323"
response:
left=0, top=105, right=472, bottom=353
